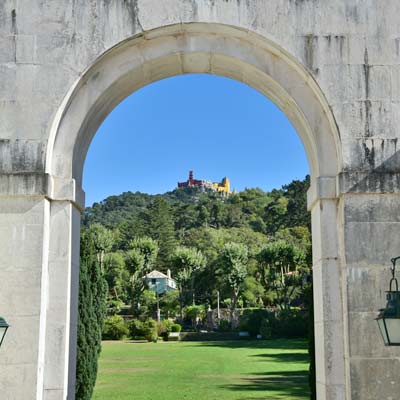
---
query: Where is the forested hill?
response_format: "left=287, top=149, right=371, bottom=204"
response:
left=83, top=176, right=310, bottom=235
left=77, top=176, right=313, bottom=399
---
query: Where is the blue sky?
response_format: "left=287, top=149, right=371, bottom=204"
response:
left=83, top=74, right=309, bottom=206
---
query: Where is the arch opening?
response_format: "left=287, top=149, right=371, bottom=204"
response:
left=83, top=73, right=310, bottom=204
left=82, top=72, right=313, bottom=399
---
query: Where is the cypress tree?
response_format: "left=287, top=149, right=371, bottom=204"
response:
left=76, top=229, right=108, bottom=400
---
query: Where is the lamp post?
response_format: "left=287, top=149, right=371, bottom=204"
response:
left=376, top=256, right=400, bottom=346
left=0, top=317, right=9, bottom=348
left=217, top=290, right=220, bottom=320
left=155, top=282, right=161, bottom=323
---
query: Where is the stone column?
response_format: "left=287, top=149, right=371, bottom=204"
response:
left=308, top=177, right=347, bottom=400
left=0, top=195, right=50, bottom=400
left=0, top=173, right=82, bottom=400
left=340, top=191, right=400, bottom=400
left=43, top=200, right=81, bottom=400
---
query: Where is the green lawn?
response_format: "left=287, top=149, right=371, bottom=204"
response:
left=92, top=339, right=310, bottom=400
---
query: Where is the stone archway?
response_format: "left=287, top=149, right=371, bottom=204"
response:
left=1, top=2, right=399, bottom=400
left=46, top=23, right=345, bottom=399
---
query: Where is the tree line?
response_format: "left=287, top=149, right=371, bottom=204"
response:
left=82, top=176, right=311, bottom=316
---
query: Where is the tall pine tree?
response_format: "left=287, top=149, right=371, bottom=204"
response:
left=145, top=196, right=177, bottom=269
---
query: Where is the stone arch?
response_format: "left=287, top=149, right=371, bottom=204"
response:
left=46, top=23, right=341, bottom=205
left=44, top=23, right=346, bottom=399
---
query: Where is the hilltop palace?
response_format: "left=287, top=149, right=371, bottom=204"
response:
left=177, top=170, right=231, bottom=195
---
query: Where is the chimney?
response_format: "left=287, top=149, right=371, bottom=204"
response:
left=189, top=170, right=193, bottom=184
left=167, top=269, right=171, bottom=279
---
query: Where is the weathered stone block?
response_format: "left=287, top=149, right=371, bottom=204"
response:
left=347, top=264, right=391, bottom=312
left=350, top=358, right=400, bottom=400
left=311, top=199, right=340, bottom=262
left=339, top=171, right=400, bottom=194
left=15, top=34, right=35, bottom=63
left=341, top=137, right=400, bottom=172
left=0, top=363, right=38, bottom=400
left=313, top=259, right=343, bottom=323
left=0, top=36, right=15, bottom=63
left=343, top=194, right=400, bottom=223
left=333, top=100, right=397, bottom=141
left=344, top=221, right=400, bottom=265
left=347, top=311, right=400, bottom=358
left=0, top=65, right=17, bottom=101
left=314, top=319, right=346, bottom=386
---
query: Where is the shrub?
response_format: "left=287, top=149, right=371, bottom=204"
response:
left=260, top=318, right=272, bottom=339
left=158, top=319, right=174, bottom=340
left=160, top=290, right=180, bottom=318
left=106, top=299, right=124, bottom=316
left=128, top=319, right=146, bottom=339
left=158, top=319, right=174, bottom=335
left=158, top=321, right=182, bottom=341
left=102, top=315, right=128, bottom=340
left=184, top=305, right=205, bottom=327
left=171, top=323, right=182, bottom=333
left=239, top=309, right=271, bottom=336
left=238, top=308, right=308, bottom=338
left=276, top=309, right=308, bottom=338
left=143, top=318, right=158, bottom=342
left=218, top=319, right=231, bottom=332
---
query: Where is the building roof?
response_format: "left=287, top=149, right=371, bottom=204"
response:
left=144, top=270, right=169, bottom=279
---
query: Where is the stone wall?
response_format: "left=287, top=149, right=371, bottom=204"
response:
left=0, top=1, right=399, bottom=399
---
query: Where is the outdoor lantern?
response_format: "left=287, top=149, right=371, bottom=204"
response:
left=0, top=317, right=9, bottom=348
left=376, top=256, right=400, bottom=346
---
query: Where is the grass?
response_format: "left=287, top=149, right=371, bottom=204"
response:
left=92, top=339, right=310, bottom=400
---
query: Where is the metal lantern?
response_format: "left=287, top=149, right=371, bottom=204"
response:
left=0, top=317, right=9, bottom=348
left=376, top=257, right=400, bottom=346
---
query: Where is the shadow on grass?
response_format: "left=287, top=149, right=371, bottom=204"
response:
left=197, top=340, right=310, bottom=398
left=191, top=338, right=308, bottom=349
left=251, top=351, right=309, bottom=363
left=192, top=340, right=310, bottom=364
left=220, top=369, right=309, bottom=398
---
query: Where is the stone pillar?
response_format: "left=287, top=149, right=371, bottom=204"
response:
left=341, top=192, right=400, bottom=400
left=0, top=196, right=50, bottom=400
left=43, top=200, right=81, bottom=400
left=0, top=173, right=82, bottom=400
left=308, top=178, right=347, bottom=400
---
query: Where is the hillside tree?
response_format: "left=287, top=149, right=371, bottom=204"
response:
left=257, top=241, right=307, bottom=309
left=125, top=237, right=159, bottom=315
left=218, top=242, right=249, bottom=323
left=172, top=246, right=207, bottom=318
left=146, top=196, right=177, bottom=268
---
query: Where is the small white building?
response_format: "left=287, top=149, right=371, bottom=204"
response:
left=144, top=270, right=177, bottom=294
